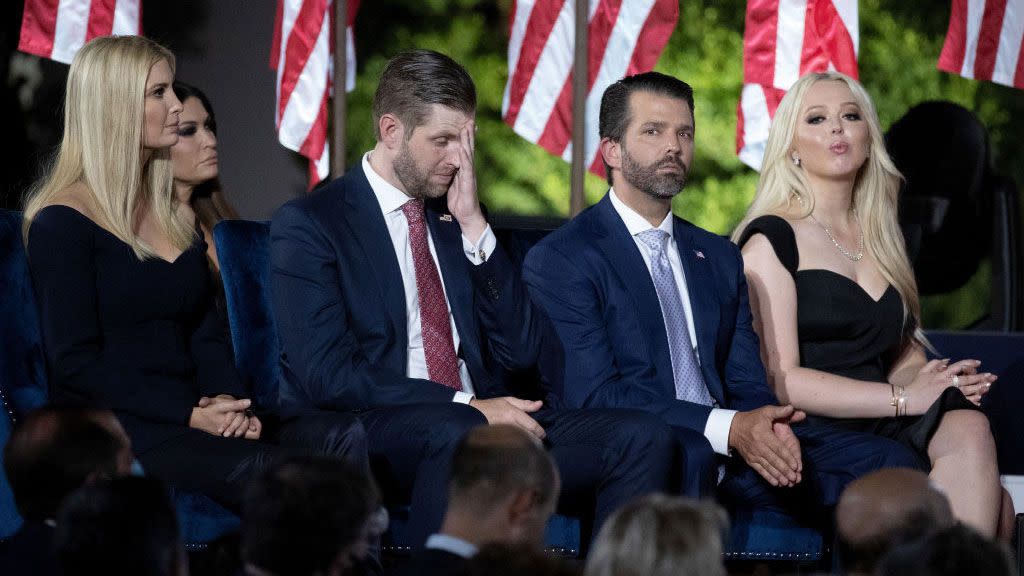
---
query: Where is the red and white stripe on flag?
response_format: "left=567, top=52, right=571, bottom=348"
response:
left=271, top=0, right=360, bottom=187
left=502, top=0, right=679, bottom=177
left=938, top=0, right=1024, bottom=90
left=19, top=0, right=142, bottom=64
left=736, top=0, right=859, bottom=170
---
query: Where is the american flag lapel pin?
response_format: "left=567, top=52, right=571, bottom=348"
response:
left=439, top=214, right=453, bottom=222
left=694, top=250, right=705, bottom=259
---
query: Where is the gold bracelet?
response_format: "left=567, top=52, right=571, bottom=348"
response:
left=896, top=385, right=907, bottom=417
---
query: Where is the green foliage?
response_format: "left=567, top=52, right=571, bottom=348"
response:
left=347, top=0, right=1023, bottom=328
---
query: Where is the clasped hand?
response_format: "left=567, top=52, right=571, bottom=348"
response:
left=189, top=394, right=262, bottom=440
left=729, top=404, right=805, bottom=488
left=908, top=358, right=996, bottom=413
left=469, top=396, right=546, bottom=440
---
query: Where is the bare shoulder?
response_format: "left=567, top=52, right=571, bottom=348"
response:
left=740, top=231, right=774, bottom=259
left=741, top=230, right=792, bottom=283
left=740, top=234, right=789, bottom=282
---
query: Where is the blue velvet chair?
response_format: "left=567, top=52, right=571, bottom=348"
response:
left=214, top=219, right=826, bottom=562
left=926, top=330, right=1024, bottom=475
left=0, top=209, right=239, bottom=547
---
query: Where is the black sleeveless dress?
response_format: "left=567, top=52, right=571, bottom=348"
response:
left=737, top=215, right=978, bottom=463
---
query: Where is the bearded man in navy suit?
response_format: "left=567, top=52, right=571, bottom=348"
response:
left=523, top=72, right=921, bottom=510
left=270, top=50, right=674, bottom=548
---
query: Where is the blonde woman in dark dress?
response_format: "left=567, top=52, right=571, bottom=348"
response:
left=733, top=71, right=1013, bottom=538
left=22, top=35, right=367, bottom=513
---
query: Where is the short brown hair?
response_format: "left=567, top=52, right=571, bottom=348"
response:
left=449, top=425, right=558, bottom=513
left=598, top=72, right=695, bottom=185
left=372, top=49, right=476, bottom=140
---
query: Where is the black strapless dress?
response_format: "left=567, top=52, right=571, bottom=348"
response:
left=737, top=215, right=978, bottom=463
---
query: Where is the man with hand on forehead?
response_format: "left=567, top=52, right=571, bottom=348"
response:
left=271, top=49, right=675, bottom=548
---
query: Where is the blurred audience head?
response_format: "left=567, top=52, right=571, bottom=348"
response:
left=584, top=494, right=727, bottom=576
left=837, top=467, right=954, bottom=574
left=874, top=522, right=1015, bottom=576
left=3, top=406, right=132, bottom=521
left=54, top=475, right=184, bottom=576
left=241, top=456, right=381, bottom=576
left=443, top=424, right=559, bottom=548
left=468, top=542, right=579, bottom=576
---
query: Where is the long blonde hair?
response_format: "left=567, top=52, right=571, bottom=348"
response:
left=731, top=71, right=924, bottom=346
left=23, top=35, right=195, bottom=259
left=585, top=494, right=727, bottom=576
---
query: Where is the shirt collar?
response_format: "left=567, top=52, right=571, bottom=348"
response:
left=362, top=151, right=414, bottom=215
left=425, top=533, right=478, bottom=558
left=609, top=187, right=674, bottom=239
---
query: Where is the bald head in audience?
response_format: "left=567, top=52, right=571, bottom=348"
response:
left=443, top=424, right=560, bottom=547
left=837, top=467, right=955, bottom=574
left=404, top=425, right=560, bottom=576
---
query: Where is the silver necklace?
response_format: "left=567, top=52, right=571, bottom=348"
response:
left=808, top=209, right=864, bottom=261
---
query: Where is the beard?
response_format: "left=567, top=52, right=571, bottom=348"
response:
left=393, top=141, right=453, bottom=199
left=620, top=145, right=688, bottom=199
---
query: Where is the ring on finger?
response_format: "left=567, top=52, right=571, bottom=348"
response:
left=952, top=374, right=961, bottom=389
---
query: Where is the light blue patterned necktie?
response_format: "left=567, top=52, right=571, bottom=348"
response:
left=637, top=229, right=714, bottom=406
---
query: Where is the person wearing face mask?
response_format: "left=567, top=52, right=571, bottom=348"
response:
left=169, top=81, right=238, bottom=273
left=21, top=36, right=368, bottom=518
left=733, top=71, right=1013, bottom=539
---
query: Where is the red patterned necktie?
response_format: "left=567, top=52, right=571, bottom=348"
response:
left=401, top=199, right=463, bottom=391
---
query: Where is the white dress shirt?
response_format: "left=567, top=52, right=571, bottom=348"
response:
left=362, top=152, right=497, bottom=403
left=609, top=188, right=737, bottom=456
left=425, top=533, right=478, bottom=558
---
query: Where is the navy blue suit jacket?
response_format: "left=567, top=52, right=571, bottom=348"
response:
left=270, top=163, right=551, bottom=418
left=523, top=193, right=777, bottom=433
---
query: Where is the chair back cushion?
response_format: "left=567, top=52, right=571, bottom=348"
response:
left=213, top=220, right=280, bottom=411
left=0, top=210, right=49, bottom=415
left=0, top=210, right=50, bottom=538
left=927, top=330, right=1024, bottom=474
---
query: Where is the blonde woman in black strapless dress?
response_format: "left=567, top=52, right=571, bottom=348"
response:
left=733, top=71, right=1013, bottom=539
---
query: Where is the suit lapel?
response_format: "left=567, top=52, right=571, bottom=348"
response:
left=672, top=217, right=725, bottom=405
left=339, top=165, right=408, bottom=350
left=424, top=200, right=483, bottom=378
left=591, top=195, right=675, bottom=398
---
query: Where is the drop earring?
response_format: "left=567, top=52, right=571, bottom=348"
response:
left=791, top=154, right=801, bottom=166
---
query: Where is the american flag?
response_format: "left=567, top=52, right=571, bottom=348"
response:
left=502, top=0, right=679, bottom=177
left=271, top=0, right=360, bottom=188
left=938, top=0, right=1024, bottom=90
left=736, top=0, right=859, bottom=170
left=18, top=0, right=142, bottom=64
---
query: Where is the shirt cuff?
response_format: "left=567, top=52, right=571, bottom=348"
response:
left=462, top=225, right=496, bottom=265
left=704, top=408, right=738, bottom=456
left=453, top=391, right=474, bottom=404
